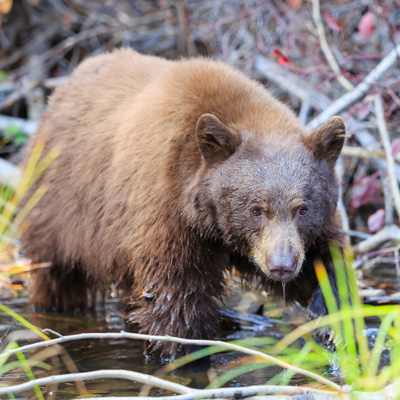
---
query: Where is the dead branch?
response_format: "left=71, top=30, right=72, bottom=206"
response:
left=307, top=43, right=400, bottom=130
left=253, top=55, right=331, bottom=109
left=312, top=0, right=353, bottom=91
left=341, top=146, right=400, bottom=163
left=0, top=369, right=192, bottom=397
left=354, top=96, right=400, bottom=253
left=0, top=158, right=21, bottom=190
left=44, top=76, right=69, bottom=89
left=353, top=225, right=400, bottom=254
left=374, top=95, right=400, bottom=218
left=0, top=115, right=37, bottom=135
left=254, top=55, right=400, bottom=182
left=0, top=24, right=59, bottom=70
left=3, top=330, right=340, bottom=391
left=0, top=76, right=42, bottom=112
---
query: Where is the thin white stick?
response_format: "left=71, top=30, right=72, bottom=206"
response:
left=0, top=158, right=21, bottom=190
left=308, top=43, right=400, bottom=130
left=2, top=330, right=341, bottom=391
left=0, top=369, right=192, bottom=396
left=254, top=54, right=400, bottom=182
left=74, top=384, right=341, bottom=400
left=341, top=146, right=400, bottom=162
left=374, top=95, right=400, bottom=218
left=354, top=224, right=400, bottom=254
left=0, top=114, right=37, bottom=135
left=312, top=0, right=353, bottom=91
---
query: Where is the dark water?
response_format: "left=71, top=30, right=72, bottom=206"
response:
left=0, top=263, right=397, bottom=398
left=0, top=286, right=311, bottom=398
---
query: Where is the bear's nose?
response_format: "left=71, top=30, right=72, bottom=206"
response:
left=268, top=254, right=297, bottom=281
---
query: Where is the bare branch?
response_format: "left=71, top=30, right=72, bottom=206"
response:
left=254, top=55, right=400, bottom=182
left=374, top=95, right=400, bottom=218
left=341, top=146, right=400, bottom=162
left=78, top=385, right=341, bottom=400
left=353, top=225, right=400, bottom=254
left=2, top=330, right=341, bottom=391
left=0, top=369, right=192, bottom=397
left=307, top=43, right=400, bottom=130
left=0, top=159, right=21, bottom=190
left=0, top=115, right=38, bottom=136
left=312, top=0, right=354, bottom=91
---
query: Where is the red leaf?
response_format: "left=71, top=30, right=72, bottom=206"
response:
left=350, top=172, right=381, bottom=210
left=325, top=13, right=343, bottom=32
left=358, top=12, right=375, bottom=39
left=272, top=49, right=292, bottom=66
left=368, top=209, right=385, bottom=233
left=287, top=0, right=303, bottom=9
left=392, top=138, right=400, bottom=157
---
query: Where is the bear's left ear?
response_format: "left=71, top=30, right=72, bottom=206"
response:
left=196, top=114, right=242, bottom=165
left=302, top=116, right=346, bottom=167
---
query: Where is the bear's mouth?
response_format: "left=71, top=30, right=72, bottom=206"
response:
left=260, top=263, right=301, bottom=283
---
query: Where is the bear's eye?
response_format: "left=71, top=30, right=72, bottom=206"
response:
left=298, top=206, right=308, bottom=216
left=250, top=206, right=262, bottom=217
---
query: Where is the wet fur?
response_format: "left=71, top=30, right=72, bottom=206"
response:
left=22, top=49, right=344, bottom=357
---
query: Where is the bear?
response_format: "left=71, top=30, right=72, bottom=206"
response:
left=21, top=48, right=345, bottom=358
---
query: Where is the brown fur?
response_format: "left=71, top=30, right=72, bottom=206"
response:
left=21, top=49, right=345, bottom=358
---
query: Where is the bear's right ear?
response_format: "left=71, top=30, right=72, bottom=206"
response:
left=196, top=114, right=242, bottom=165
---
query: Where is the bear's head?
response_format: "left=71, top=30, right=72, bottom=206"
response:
left=194, top=114, right=345, bottom=282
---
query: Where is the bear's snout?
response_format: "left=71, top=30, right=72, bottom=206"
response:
left=268, top=251, right=297, bottom=281
left=251, top=227, right=303, bottom=282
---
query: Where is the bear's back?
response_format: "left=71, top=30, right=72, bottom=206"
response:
left=22, top=49, right=305, bottom=283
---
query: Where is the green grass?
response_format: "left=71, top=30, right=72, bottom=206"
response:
left=0, top=142, right=57, bottom=399
left=1, top=142, right=399, bottom=398
left=158, top=244, right=400, bottom=397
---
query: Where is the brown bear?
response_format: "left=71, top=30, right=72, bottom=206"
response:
left=21, top=49, right=345, bottom=357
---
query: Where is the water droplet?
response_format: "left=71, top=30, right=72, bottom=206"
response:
left=282, top=282, right=287, bottom=317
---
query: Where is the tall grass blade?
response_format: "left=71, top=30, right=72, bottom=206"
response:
left=329, top=243, right=359, bottom=381
left=0, top=304, right=49, bottom=341
left=15, top=347, right=45, bottom=400
left=343, top=247, right=369, bottom=371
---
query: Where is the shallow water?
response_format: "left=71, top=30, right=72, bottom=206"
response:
left=0, top=287, right=312, bottom=398
left=0, top=264, right=397, bottom=398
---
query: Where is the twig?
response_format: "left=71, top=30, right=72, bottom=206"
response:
left=374, top=95, right=400, bottom=218
left=253, top=55, right=400, bottom=182
left=56, top=379, right=400, bottom=400
left=0, top=24, right=59, bottom=70
left=0, top=115, right=37, bottom=135
left=341, top=146, right=400, bottom=162
left=336, top=158, right=350, bottom=244
left=353, top=225, right=400, bottom=254
left=312, top=0, right=353, bottom=91
left=76, top=385, right=341, bottom=400
left=346, top=229, right=372, bottom=240
left=0, top=369, right=192, bottom=397
left=383, top=177, right=394, bottom=226
left=354, top=96, right=400, bottom=253
left=0, top=159, right=21, bottom=190
left=0, top=77, right=42, bottom=112
left=44, top=76, right=69, bottom=89
left=307, top=43, right=400, bottom=130
left=253, top=55, right=331, bottom=109
left=2, top=330, right=341, bottom=391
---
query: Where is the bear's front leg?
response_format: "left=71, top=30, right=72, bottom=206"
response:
left=305, top=260, right=340, bottom=350
left=126, top=256, right=228, bottom=359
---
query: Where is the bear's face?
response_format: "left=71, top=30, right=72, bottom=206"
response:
left=209, top=145, right=336, bottom=281
left=195, top=114, right=345, bottom=282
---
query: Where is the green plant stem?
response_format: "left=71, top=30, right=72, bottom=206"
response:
left=15, top=348, right=45, bottom=400
left=0, top=304, right=49, bottom=341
